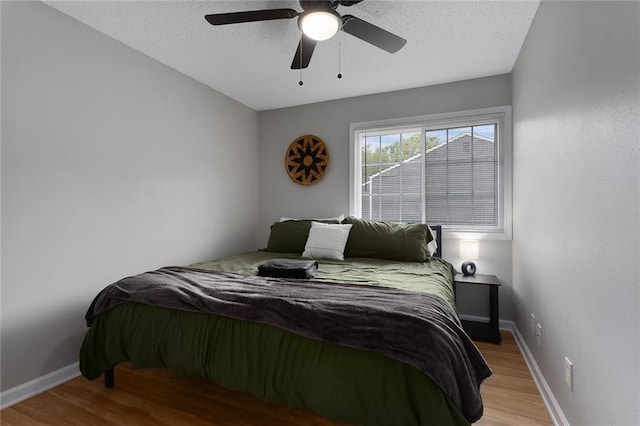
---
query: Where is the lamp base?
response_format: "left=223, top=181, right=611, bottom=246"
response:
left=461, top=261, right=476, bottom=276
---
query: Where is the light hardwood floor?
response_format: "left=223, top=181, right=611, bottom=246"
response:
left=1, top=331, right=552, bottom=425
left=474, top=333, right=552, bottom=425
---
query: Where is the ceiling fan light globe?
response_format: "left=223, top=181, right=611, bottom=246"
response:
left=299, top=10, right=341, bottom=41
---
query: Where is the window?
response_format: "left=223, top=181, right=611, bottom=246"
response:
left=349, top=106, right=512, bottom=239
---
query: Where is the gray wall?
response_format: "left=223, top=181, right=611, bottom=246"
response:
left=1, top=1, right=259, bottom=391
left=258, top=75, right=514, bottom=320
left=512, top=1, right=640, bottom=424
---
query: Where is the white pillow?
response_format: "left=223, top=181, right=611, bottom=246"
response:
left=279, top=214, right=345, bottom=222
left=302, top=222, right=353, bottom=260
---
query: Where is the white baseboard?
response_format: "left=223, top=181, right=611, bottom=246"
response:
left=0, top=362, right=80, bottom=410
left=509, top=323, right=570, bottom=426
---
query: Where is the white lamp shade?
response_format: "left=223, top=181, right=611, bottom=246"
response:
left=459, top=240, right=479, bottom=260
left=299, top=10, right=341, bottom=41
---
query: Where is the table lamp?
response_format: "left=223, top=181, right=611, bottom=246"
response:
left=459, top=240, right=479, bottom=276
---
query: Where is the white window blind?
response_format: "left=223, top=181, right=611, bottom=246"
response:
left=351, top=106, right=512, bottom=238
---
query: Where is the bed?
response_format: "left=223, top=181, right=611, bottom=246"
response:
left=80, top=217, right=492, bottom=426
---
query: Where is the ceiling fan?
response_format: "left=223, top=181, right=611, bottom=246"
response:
left=205, top=0, right=407, bottom=70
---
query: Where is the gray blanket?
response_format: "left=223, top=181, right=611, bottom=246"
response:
left=85, top=266, right=491, bottom=422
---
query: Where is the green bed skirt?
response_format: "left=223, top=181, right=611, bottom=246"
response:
left=80, top=303, right=469, bottom=426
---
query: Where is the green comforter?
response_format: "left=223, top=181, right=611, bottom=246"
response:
left=80, top=252, right=472, bottom=426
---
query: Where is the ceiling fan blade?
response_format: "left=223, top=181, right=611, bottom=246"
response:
left=205, top=9, right=298, bottom=26
left=339, top=0, right=365, bottom=6
left=341, top=14, right=406, bottom=53
left=290, top=35, right=317, bottom=69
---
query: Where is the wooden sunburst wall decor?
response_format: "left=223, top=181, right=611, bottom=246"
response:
left=285, top=134, right=330, bottom=185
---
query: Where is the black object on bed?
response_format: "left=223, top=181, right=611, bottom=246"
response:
left=257, top=258, right=318, bottom=279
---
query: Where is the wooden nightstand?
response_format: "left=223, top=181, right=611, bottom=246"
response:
left=454, top=273, right=502, bottom=344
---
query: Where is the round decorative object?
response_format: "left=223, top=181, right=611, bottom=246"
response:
left=285, top=134, right=329, bottom=185
left=461, top=261, right=477, bottom=276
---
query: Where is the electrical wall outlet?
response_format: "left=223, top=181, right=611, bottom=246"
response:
left=564, top=357, right=573, bottom=391
left=530, top=313, right=536, bottom=334
left=536, top=323, right=542, bottom=347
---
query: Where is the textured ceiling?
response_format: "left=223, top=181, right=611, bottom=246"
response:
left=44, top=1, right=540, bottom=111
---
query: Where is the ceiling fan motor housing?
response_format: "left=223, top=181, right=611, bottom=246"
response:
left=300, top=1, right=338, bottom=11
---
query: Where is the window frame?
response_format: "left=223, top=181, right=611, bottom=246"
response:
left=349, top=105, right=512, bottom=240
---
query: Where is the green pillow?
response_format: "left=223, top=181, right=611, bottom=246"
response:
left=265, top=219, right=340, bottom=253
left=342, top=217, right=433, bottom=262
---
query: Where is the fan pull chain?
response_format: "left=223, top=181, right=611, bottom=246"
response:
left=337, top=30, right=342, bottom=79
left=299, top=41, right=304, bottom=86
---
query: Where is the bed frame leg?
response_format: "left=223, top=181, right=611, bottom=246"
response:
left=104, top=368, right=114, bottom=388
